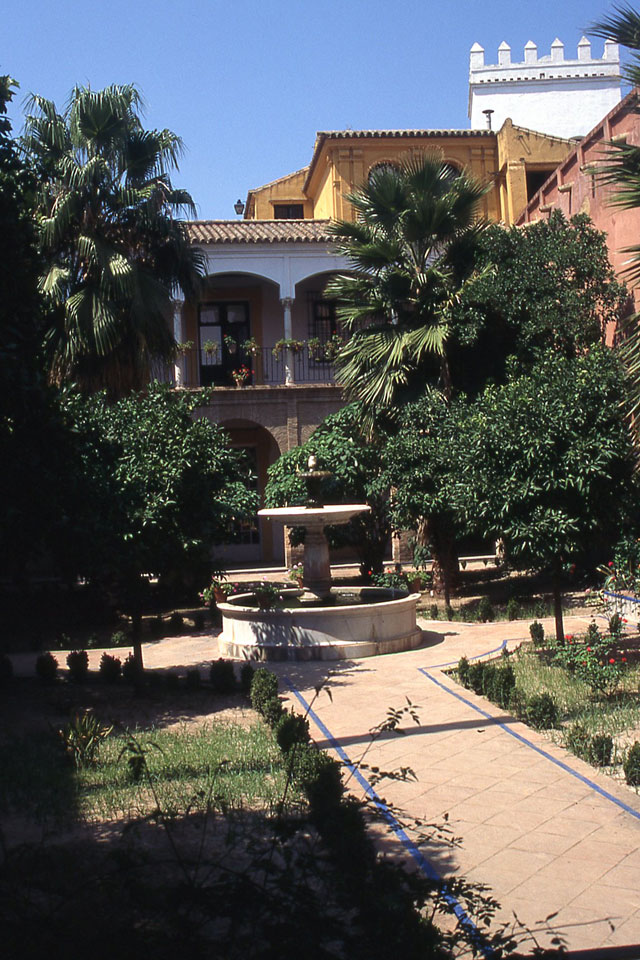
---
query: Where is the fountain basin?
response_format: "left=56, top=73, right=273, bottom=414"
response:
left=217, top=587, right=423, bottom=661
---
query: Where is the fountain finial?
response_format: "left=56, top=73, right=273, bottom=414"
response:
left=299, top=454, right=332, bottom=508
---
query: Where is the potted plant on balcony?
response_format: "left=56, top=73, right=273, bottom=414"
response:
left=231, top=364, right=252, bottom=387
left=323, top=333, right=344, bottom=362
left=306, top=337, right=322, bottom=361
left=224, top=334, right=238, bottom=355
left=202, top=339, right=219, bottom=359
left=241, top=337, right=261, bottom=357
left=176, top=339, right=194, bottom=355
left=272, top=338, right=304, bottom=358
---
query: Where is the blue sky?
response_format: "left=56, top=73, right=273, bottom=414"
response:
left=2, top=0, right=629, bottom=218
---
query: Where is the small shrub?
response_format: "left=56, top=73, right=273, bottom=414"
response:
left=526, top=693, right=558, bottom=729
left=58, top=710, right=112, bottom=768
left=262, top=697, right=285, bottom=727
left=66, top=649, right=89, bottom=683
left=533, top=598, right=547, bottom=619
left=122, top=653, right=138, bottom=683
left=149, top=616, right=164, bottom=637
left=429, top=603, right=439, bottom=620
left=506, top=597, right=520, bottom=621
left=250, top=668, right=279, bottom=716
left=209, top=659, right=237, bottom=694
left=588, top=734, right=613, bottom=767
left=457, top=656, right=470, bottom=687
left=36, top=652, right=58, bottom=682
left=165, top=671, right=180, bottom=691
left=0, top=654, right=14, bottom=684
left=86, top=633, right=101, bottom=649
left=508, top=687, right=526, bottom=719
left=168, top=613, right=184, bottom=635
left=99, top=653, right=122, bottom=683
left=486, top=664, right=516, bottom=709
left=477, top=597, right=494, bottom=622
left=566, top=722, right=591, bottom=761
left=529, top=620, right=545, bottom=647
left=240, top=661, right=255, bottom=695
left=623, top=742, right=640, bottom=786
left=110, top=630, right=128, bottom=647
left=185, top=668, right=201, bottom=690
left=192, top=611, right=206, bottom=630
left=275, top=710, right=310, bottom=753
left=467, top=662, right=485, bottom=695
left=292, top=743, right=344, bottom=822
left=444, top=604, right=454, bottom=621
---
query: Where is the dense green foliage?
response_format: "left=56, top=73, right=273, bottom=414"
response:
left=56, top=383, right=258, bottom=606
left=23, top=83, right=204, bottom=396
left=265, top=404, right=391, bottom=574
left=458, top=349, right=636, bottom=574
left=449, top=211, right=627, bottom=393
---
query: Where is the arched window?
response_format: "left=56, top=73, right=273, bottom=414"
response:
left=368, top=161, right=399, bottom=183
left=441, top=162, right=462, bottom=183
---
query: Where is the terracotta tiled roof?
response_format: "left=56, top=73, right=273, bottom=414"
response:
left=187, top=220, right=333, bottom=244
left=315, top=128, right=496, bottom=139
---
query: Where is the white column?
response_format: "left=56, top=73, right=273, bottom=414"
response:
left=281, top=297, right=294, bottom=385
left=173, top=298, right=185, bottom=387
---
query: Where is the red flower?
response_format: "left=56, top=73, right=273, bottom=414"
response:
left=622, top=657, right=627, bottom=663
left=582, top=661, right=587, bottom=665
left=566, top=634, right=573, bottom=640
left=608, top=561, right=614, bottom=567
left=586, top=646, right=592, bottom=652
left=609, top=658, right=616, bottom=664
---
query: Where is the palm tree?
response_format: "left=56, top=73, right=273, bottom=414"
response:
left=325, top=154, right=488, bottom=601
left=590, top=6, right=640, bottom=434
left=325, top=154, right=489, bottom=429
left=23, top=84, right=204, bottom=397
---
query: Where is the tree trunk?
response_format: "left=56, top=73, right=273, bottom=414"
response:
left=553, top=576, right=565, bottom=645
left=419, top=517, right=459, bottom=604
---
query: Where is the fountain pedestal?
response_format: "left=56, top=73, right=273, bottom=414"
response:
left=257, top=504, right=371, bottom=603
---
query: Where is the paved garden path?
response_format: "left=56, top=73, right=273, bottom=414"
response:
left=10, top=614, right=640, bottom=955
left=272, top=615, right=640, bottom=957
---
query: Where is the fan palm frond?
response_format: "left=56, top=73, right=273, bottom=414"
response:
left=326, top=153, right=487, bottom=429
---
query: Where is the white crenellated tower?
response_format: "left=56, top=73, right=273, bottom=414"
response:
left=469, top=37, right=622, bottom=138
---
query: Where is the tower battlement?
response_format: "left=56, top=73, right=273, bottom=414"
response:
left=469, top=37, right=622, bottom=138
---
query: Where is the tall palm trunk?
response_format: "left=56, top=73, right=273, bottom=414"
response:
left=419, top=517, right=459, bottom=606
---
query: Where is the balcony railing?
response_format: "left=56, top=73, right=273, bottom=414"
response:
left=261, top=348, right=335, bottom=385
left=178, top=343, right=337, bottom=388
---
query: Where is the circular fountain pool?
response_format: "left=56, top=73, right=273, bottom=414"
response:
left=217, top=587, right=423, bottom=661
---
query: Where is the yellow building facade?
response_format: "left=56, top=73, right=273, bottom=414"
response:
left=179, top=120, right=575, bottom=566
left=245, top=121, right=573, bottom=226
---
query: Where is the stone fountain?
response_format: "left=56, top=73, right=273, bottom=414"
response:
left=217, top=456, right=423, bottom=660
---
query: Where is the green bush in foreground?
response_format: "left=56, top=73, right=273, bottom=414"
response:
left=99, top=653, right=121, bottom=683
left=209, top=659, right=236, bottom=694
left=624, top=741, right=640, bottom=786
left=250, top=668, right=279, bottom=716
left=36, top=652, right=58, bottom=682
left=525, top=692, right=558, bottom=730
left=66, top=649, right=89, bottom=682
left=529, top=620, right=545, bottom=647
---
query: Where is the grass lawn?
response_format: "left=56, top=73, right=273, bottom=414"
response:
left=0, top=719, right=290, bottom=824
